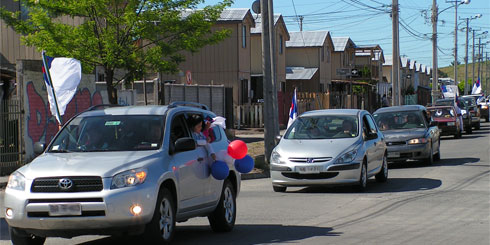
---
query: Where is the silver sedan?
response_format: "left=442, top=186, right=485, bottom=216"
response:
left=270, top=109, right=388, bottom=192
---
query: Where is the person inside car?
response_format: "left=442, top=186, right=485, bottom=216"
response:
left=189, top=115, right=217, bottom=161
left=334, top=120, right=355, bottom=138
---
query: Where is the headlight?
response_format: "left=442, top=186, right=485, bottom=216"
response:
left=461, top=109, right=467, bottom=115
left=7, top=171, right=25, bottom=191
left=270, top=150, right=283, bottom=164
left=335, top=149, right=358, bottom=164
left=111, top=168, right=147, bottom=189
left=482, top=105, right=488, bottom=109
left=408, top=138, right=428, bottom=144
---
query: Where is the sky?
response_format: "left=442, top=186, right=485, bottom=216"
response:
left=200, top=0, right=490, bottom=68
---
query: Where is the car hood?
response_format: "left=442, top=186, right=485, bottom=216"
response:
left=276, top=137, right=360, bottom=159
left=381, top=128, right=427, bottom=142
left=18, top=151, right=162, bottom=179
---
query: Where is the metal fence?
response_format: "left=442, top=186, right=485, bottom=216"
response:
left=0, top=99, right=23, bottom=175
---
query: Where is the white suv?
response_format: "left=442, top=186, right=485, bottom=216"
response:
left=4, top=102, right=240, bottom=244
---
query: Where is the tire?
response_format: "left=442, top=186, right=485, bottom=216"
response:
left=9, top=227, right=45, bottom=245
left=466, top=126, right=472, bottom=134
left=375, top=154, right=388, bottom=183
left=475, top=122, right=480, bottom=130
left=454, top=130, right=461, bottom=139
left=485, top=116, right=489, bottom=122
left=426, top=146, right=434, bottom=165
left=273, top=185, right=287, bottom=192
left=144, top=187, right=176, bottom=244
left=355, top=161, right=368, bottom=192
left=208, top=179, right=236, bottom=232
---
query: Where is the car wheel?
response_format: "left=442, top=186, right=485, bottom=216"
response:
left=454, top=129, right=461, bottom=139
left=355, top=161, right=368, bottom=191
left=475, top=122, right=480, bottom=130
left=485, top=116, right=489, bottom=122
left=426, top=146, right=434, bottom=165
left=466, top=126, right=472, bottom=134
left=208, top=179, right=236, bottom=232
left=273, top=185, right=287, bottom=192
left=144, top=187, right=176, bottom=244
left=9, top=227, right=46, bottom=245
left=375, top=154, right=388, bottom=183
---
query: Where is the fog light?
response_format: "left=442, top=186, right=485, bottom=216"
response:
left=6, top=208, right=13, bottom=218
left=130, top=204, right=142, bottom=216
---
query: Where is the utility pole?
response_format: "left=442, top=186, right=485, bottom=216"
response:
left=477, top=37, right=481, bottom=84
left=472, top=30, right=475, bottom=85
left=464, top=18, right=469, bottom=95
left=299, top=16, right=304, bottom=31
left=453, top=1, right=458, bottom=85
left=431, top=0, right=439, bottom=105
left=486, top=52, right=488, bottom=93
left=261, top=0, right=279, bottom=164
left=392, top=0, right=400, bottom=106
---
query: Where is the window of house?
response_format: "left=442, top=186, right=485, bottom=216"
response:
left=242, top=25, right=247, bottom=48
left=279, top=35, right=283, bottom=54
left=98, top=73, right=105, bottom=82
left=326, top=47, right=331, bottom=63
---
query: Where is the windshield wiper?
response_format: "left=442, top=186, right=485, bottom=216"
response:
left=48, top=149, right=71, bottom=153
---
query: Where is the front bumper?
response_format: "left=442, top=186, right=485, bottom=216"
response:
left=3, top=178, right=157, bottom=235
left=271, top=162, right=361, bottom=187
left=438, top=124, right=459, bottom=136
left=386, top=143, right=430, bottom=161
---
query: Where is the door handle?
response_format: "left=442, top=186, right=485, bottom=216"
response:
left=197, top=157, right=204, bottom=162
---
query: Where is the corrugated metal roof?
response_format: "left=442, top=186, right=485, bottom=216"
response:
left=250, top=14, right=281, bottom=34
left=332, top=37, right=354, bottom=52
left=286, top=67, right=318, bottom=80
left=286, top=31, right=329, bottom=47
left=181, top=8, right=250, bottom=22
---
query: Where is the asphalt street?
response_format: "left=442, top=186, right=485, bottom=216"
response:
left=0, top=122, right=489, bottom=244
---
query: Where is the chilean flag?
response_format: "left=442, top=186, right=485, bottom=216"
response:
left=471, top=77, right=481, bottom=95
left=42, top=51, right=82, bottom=124
left=287, top=89, right=298, bottom=128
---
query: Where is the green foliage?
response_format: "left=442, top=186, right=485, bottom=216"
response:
left=438, top=69, right=448, bottom=78
left=1, top=0, right=233, bottom=103
left=353, top=84, right=368, bottom=95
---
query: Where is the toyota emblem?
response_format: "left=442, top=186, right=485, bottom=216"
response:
left=58, top=178, right=73, bottom=190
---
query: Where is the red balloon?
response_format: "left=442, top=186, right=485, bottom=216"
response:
left=227, top=140, right=248, bottom=159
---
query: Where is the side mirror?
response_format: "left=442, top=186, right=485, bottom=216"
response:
left=33, top=142, right=46, bottom=155
left=429, top=121, right=439, bottom=127
left=367, top=132, right=378, bottom=140
left=174, top=137, right=196, bottom=153
left=275, top=135, right=282, bottom=142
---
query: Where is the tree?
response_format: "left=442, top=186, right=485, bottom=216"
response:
left=1, top=0, right=232, bottom=104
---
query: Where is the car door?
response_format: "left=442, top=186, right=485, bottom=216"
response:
left=367, top=114, right=384, bottom=165
left=168, top=113, right=208, bottom=211
left=361, top=115, right=377, bottom=173
left=423, top=110, right=440, bottom=153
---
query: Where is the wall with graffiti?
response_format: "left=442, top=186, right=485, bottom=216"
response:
left=19, top=60, right=105, bottom=161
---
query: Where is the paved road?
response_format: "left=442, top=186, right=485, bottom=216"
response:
left=1, top=123, right=489, bottom=244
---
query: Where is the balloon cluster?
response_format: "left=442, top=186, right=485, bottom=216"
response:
left=210, top=140, right=255, bottom=180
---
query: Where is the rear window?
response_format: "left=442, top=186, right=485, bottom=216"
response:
left=48, top=115, right=165, bottom=152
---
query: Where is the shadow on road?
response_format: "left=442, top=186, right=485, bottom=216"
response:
left=435, top=157, right=481, bottom=166
left=290, top=177, right=442, bottom=194
left=79, top=224, right=339, bottom=245
left=235, top=137, right=264, bottom=144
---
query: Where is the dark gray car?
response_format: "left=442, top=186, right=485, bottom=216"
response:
left=373, top=105, right=441, bottom=165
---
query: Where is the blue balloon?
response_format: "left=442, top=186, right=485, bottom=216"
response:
left=234, top=155, right=254, bottom=174
left=211, top=161, right=229, bottom=180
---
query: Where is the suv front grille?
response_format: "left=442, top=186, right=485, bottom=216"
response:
left=289, top=157, right=332, bottom=163
left=31, top=176, right=103, bottom=193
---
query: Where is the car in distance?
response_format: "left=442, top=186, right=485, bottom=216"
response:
left=427, top=106, right=462, bottom=138
left=478, top=97, right=489, bottom=122
left=270, top=109, right=388, bottom=192
left=4, top=102, right=240, bottom=244
left=435, top=98, right=472, bottom=134
left=460, top=96, right=481, bottom=130
left=373, top=105, right=441, bottom=165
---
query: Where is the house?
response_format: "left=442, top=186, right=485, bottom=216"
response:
left=250, top=14, right=289, bottom=102
left=331, top=37, right=357, bottom=92
left=159, top=9, right=256, bottom=105
left=285, top=30, right=333, bottom=92
left=353, top=45, right=384, bottom=82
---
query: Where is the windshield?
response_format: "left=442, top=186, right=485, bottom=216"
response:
left=428, top=108, right=455, bottom=119
left=460, top=98, right=476, bottom=107
left=435, top=100, right=454, bottom=106
left=284, top=115, right=359, bottom=139
left=373, top=111, right=426, bottom=131
left=48, top=115, right=165, bottom=152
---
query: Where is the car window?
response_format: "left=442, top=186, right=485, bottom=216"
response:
left=48, top=115, right=165, bottom=152
left=373, top=111, right=426, bottom=130
left=366, top=115, right=378, bottom=134
left=284, top=115, right=359, bottom=139
left=203, top=113, right=222, bottom=143
left=170, top=114, right=191, bottom=149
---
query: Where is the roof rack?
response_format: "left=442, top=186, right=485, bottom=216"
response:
left=168, top=101, right=209, bottom=110
left=86, top=104, right=122, bottom=111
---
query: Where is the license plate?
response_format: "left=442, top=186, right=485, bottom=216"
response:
left=296, top=166, right=322, bottom=173
left=388, top=152, right=400, bottom=158
left=447, top=122, right=455, bottom=126
left=49, top=203, right=81, bottom=216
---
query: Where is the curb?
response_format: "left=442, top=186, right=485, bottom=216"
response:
left=241, top=170, right=270, bottom=180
